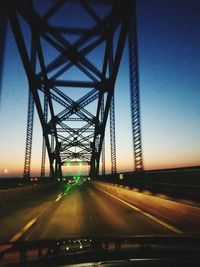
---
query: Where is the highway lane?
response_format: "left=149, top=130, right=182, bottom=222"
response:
left=94, top=182, right=200, bottom=233
left=0, top=184, right=61, bottom=243
left=10, top=182, right=172, bottom=242
left=1, top=181, right=200, bottom=244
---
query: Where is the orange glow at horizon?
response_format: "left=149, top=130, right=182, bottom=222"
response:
left=1, top=157, right=200, bottom=177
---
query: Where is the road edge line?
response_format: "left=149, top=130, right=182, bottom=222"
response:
left=96, top=187, right=184, bottom=235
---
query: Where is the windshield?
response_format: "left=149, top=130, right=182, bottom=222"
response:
left=0, top=0, right=200, bottom=266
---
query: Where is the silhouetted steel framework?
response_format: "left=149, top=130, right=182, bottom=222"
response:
left=110, top=95, right=117, bottom=173
left=0, top=2, right=7, bottom=103
left=129, top=8, right=143, bottom=171
left=5, top=0, right=142, bottom=177
left=101, top=95, right=105, bottom=175
left=109, top=45, right=117, bottom=173
left=40, top=94, right=48, bottom=178
left=23, top=43, right=35, bottom=179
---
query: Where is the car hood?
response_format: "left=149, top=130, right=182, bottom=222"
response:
left=1, top=234, right=200, bottom=266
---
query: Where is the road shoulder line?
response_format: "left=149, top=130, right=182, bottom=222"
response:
left=96, top=186, right=184, bottom=235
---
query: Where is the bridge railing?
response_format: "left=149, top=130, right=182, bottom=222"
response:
left=95, top=167, right=200, bottom=202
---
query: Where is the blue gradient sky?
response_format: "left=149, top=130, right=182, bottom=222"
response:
left=0, top=0, right=200, bottom=177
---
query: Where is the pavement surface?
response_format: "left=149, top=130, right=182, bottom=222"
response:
left=0, top=181, right=200, bottom=244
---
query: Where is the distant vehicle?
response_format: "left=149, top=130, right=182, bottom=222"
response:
left=30, top=177, right=38, bottom=183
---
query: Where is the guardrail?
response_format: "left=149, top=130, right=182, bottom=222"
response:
left=0, top=177, right=55, bottom=190
left=95, top=168, right=200, bottom=202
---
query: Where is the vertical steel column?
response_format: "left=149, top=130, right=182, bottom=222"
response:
left=101, top=94, right=105, bottom=175
left=109, top=45, right=117, bottom=173
left=23, top=44, right=35, bottom=179
left=110, top=95, right=117, bottom=173
left=51, top=133, right=54, bottom=153
left=40, top=94, right=48, bottom=178
left=0, top=2, right=7, bottom=104
left=128, top=2, right=143, bottom=172
left=49, top=133, right=54, bottom=178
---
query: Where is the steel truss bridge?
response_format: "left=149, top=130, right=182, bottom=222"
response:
left=0, top=0, right=143, bottom=179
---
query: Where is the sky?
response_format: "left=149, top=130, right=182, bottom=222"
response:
left=0, top=0, right=200, bottom=177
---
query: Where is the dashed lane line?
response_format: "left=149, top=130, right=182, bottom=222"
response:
left=9, top=218, right=37, bottom=242
left=9, top=192, right=64, bottom=242
left=55, top=193, right=63, bottom=202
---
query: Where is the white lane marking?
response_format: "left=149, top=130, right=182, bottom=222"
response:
left=97, top=187, right=184, bottom=235
left=9, top=218, right=37, bottom=242
left=55, top=193, right=63, bottom=202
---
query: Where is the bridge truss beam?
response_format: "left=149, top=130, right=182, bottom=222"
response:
left=129, top=2, right=144, bottom=172
left=5, top=0, right=135, bottom=178
left=109, top=44, right=117, bottom=174
left=40, top=93, right=48, bottom=178
left=101, top=94, right=105, bottom=175
left=23, top=43, right=35, bottom=179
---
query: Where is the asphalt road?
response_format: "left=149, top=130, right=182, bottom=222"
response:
left=0, top=181, right=200, bottom=244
